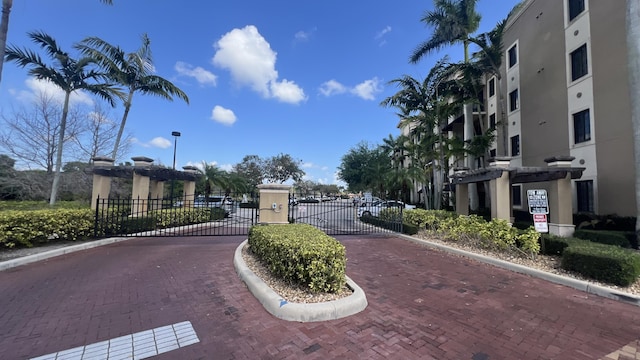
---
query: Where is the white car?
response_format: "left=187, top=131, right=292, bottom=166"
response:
left=358, top=200, right=416, bottom=217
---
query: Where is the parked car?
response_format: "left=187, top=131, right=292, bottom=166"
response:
left=298, top=197, right=320, bottom=204
left=193, top=195, right=235, bottom=216
left=358, top=200, right=416, bottom=218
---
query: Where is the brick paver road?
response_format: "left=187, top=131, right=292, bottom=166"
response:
left=2, top=234, right=640, bottom=359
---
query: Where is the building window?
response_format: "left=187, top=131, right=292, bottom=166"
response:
left=508, top=45, right=517, bottom=68
left=573, top=109, right=591, bottom=143
left=512, top=185, right=522, bottom=207
left=489, top=113, right=496, bottom=129
left=568, top=0, right=585, bottom=21
left=511, top=135, right=520, bottom=156
left=489, top=149, right=497, bottom=158
left=576, top=180, right=594, bottom=212
left=489, top=78, right=495, bottom=97
left=509, top=89, right=519, bottom=111
left=571, top=44, right=588, bottom=81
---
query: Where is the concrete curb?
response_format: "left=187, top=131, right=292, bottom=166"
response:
left=233, top=240, right=368, bottom=322
left=396, top=233, right=640, bottom=307
left=0, top=236, right=130, bottom=272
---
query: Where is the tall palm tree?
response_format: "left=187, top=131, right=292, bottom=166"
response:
left=626, top=0, right=640, bottom=250
left=76, top=34, right=189, bottom=161
left=470, top=19, right=507, bottom=155
left=5, top=31, right=121, bottom=204
left=411, top=0, right=481, bottom=210
left=0, top=0, right=113, bottom=86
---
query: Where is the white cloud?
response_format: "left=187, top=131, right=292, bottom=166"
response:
left=319, top=80, right=347, bottom=97
left=211, top=105, right=237, bottom=125
left=351, top=77, right=383, bottom=100
left=375, top=26, right=392, bottom=39
left=294, top=30, right=310, bottom=42
left=212, top=25, right=306, bottom=104
left=149, top=137, right=172, bottom=149
left=270, top=79, right=307, bottom=104
left=301, top=162, right=314, bottom=168
left=14, top=78, right=94, bottom=106
left=174, top=61, right=217, bottom=86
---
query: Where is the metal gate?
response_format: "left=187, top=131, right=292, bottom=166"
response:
left=94, top=194, right=259, bottom=238
left=288, top=194, right=402, bottom=235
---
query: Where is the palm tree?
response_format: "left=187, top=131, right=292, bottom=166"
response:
left=5, top=31, right=121, bottom=204
left=0, top=0, right=113, bottom=86
left=626, top=0, right=640, bottom=252
left=76, top=34, right=189, bottom=161
left=470, top=19, right=507, bottom=155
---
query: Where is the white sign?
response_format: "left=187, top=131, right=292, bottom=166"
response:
left=533, top=214, right=549, bottom=233
left=527, top=189, right=549, bottom=214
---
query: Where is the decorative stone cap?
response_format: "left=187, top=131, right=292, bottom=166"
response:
left=92, top=156, right=114, bottom=167
left=131, top=156, right=154, bottom=167
left=182, top=165, right=199, bottom=173
left=452, top=167, right=469, bottom=174
left=257, top=184, right=292, bottom=192
left=544, top=155, right=575, bottom=167
left=489, top=156, right=511, bottom=168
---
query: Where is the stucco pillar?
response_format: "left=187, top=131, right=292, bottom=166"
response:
left=131, top=156, right=153, bottom=217
left=453, top=168, right=469, bottom=216
left=545, top=156, right=575, bottom=237
left=258, top=184, right=291, bottom=224
left=91, top=157, right=114, bottom=211
left=489, top=157, right=512, bottom=222
left=182, top=165, right=199, bottom=208
left=149, top=180, right=164, bottom=211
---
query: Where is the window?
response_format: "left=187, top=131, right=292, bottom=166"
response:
left=568, top=0, right=585, bottom=21
left=571, top=44, right=588, bottom=81
left=573, top=109, right=591, bottom=143
left=489, top=114, right=496, bottom=129
left=576, top=180, right=594, bottom=212
left=511, top=135, right=520, bottom=156
left=489, top=149, right=497, bottom=158
left=489, top=78, right=496, bottom=97
left=512, top=185, right=522, bottom=207
left=508, top=45, right=517, bottom=68
left=509, top=89, right=519, bottom=111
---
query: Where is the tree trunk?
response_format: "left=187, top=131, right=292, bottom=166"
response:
left=49, top=91, right=70, bottom=205
left=0, top=0, right=12, bottom=85
left=111, top=89, right=134, bottom=161
left=626, top=0, right=640, bottom=248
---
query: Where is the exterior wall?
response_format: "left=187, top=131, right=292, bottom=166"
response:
left=501, top=0, right=635, bottom=216
left=589, top=2, right=635, bottom=216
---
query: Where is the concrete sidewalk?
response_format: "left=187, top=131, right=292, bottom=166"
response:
left=2, top=234, right=640, bottom=359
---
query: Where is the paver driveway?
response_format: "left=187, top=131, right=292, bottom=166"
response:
left=2, top=234, right=640, bottom=359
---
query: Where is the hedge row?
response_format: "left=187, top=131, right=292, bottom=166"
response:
left=0, top=209, right=95, bottom=248
left=248, top=224, right=346, bottom=293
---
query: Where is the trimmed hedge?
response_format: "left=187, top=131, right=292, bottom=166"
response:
left=248, top=224, right=346, bottom=293
left=0, top=209, right=94, bottom=248
left=540, top=234, right=586, bottom=256
left=561, top=244, right=640, bottom=286
left=574, top=229, right=631, bottom=248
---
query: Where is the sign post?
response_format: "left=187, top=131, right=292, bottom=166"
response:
left=527, top=189, right=549, bottom=233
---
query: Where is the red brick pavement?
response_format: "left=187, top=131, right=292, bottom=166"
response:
left=2, top=234, right=640, bottom=359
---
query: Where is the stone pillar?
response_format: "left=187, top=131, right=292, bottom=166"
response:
left=149, top=180, right=164, bottom=211
left=545, top=156, right=575, bottom=237
left=182, top=165, right=199, bottom=208
left=91, top=157, right=114, bottom=211
left=489, top=157, right=512, bottom=222
left=453, top=168, right=469, bottom=216
left=131, top=156, right=153, bottom=217
left=258, top=184, right=291, bottom=224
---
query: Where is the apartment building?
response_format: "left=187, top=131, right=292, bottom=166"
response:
left=488, top=0, right=635, bottom=217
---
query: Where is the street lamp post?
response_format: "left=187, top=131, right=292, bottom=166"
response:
left=170, top=131, right=181, bottom=202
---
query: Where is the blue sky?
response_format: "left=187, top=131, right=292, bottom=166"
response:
left=1, top=0, right=521, bottom=186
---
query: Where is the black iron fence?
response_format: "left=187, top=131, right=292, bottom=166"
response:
left=288, top=194, right=402, bottom=235
left=94, top=194, right=259, bottom=237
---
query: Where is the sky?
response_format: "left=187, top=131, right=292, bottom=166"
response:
left=0, top=0, right=522, bottom=186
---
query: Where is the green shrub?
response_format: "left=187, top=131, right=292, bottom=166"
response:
left=574, top=229, right=631, bottom=248
left=539, top=234, right=587, bottom=256
left=248, top=224, right=346, bottom=293
left=0, top=209, right=94, bottom=248
left=561, top=244, right=640, bottom=286
left=402, top=223, right=419, bottom=235
left=359, top=215, right=403, bottom=232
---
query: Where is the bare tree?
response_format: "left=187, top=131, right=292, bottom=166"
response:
left=71, top=102, right=131, bottom=162
left=0, top=92, right=83, bottom=173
